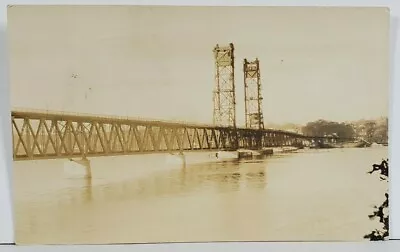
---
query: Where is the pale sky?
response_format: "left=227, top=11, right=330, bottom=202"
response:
left=8, top=6, right=390, bottom=126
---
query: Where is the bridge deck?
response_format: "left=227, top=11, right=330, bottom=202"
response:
left=10, top=110, right=344, bottom=161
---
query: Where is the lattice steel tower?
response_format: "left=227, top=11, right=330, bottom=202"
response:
left=243, top=58, right=264, bottom=130
left=213, top=43, right=236, bottom=128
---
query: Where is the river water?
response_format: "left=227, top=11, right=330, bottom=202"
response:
left=13, top=147, right=388, bottom=244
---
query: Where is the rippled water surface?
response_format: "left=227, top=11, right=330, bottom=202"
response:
left=14, top=147, right=388, bottom=244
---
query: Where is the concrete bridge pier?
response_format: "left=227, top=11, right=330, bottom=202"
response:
left=68, top=156, right=92, bottom=179
left=178, top=151, right=186, bottom=167
left=167, top=151, right=187, bottom=167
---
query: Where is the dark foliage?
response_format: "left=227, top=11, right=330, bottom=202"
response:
left=301, top=119, right=355, bottom=138
left=364, top=159, right=389, bottom=241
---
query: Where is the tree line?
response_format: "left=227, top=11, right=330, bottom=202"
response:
left=299, top=117, right=388, bottom=143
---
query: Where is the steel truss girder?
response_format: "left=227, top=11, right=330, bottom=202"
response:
left=11, top=111, right=351, bottom=161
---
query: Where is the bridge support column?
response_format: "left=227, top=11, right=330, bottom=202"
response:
left=69, top=157, right=92, bottom=179
left=168, top=151, right=187, bottom=167
left=178, top=151, right=187, bottom=167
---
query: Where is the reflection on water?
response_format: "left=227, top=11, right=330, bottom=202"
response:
left=14, top=148, right=388, bottom=244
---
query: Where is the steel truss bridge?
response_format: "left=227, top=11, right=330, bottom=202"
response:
left=11, top=43, right=354, bottom=161
left=11, top=110, right=350, bottom=161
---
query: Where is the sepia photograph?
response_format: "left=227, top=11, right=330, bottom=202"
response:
left=7, top=5, right=389, bottom=244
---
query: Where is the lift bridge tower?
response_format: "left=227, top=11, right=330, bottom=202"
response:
left=243, top=58, right=265, bottom=130
left=213, top=43, right=237, bottom=128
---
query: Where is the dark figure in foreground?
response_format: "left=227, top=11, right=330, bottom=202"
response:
left=364, top=159, right=389, bottom=241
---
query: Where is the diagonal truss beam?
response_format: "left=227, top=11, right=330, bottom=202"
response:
left=11, top=111, right=351, bottom=161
